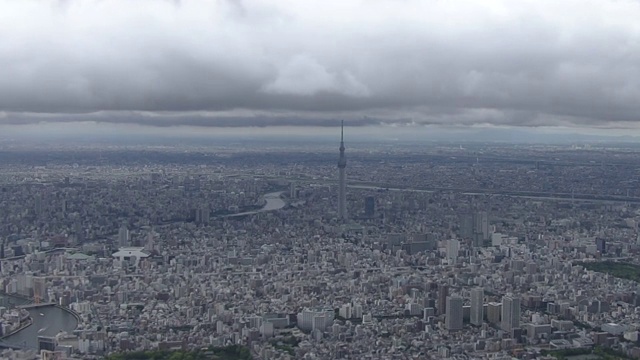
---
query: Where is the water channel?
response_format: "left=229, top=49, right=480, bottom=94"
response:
left=0, top=298, right=78, bottom=349
left=224, top=191, right=285, bottom=217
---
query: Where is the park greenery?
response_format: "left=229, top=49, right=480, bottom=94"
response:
left=576, top=261, right=640, bottom=283
left=269, top=336, right=300, bottom=356
left=541, top=346, right=631, bottom=359
left=105, top=345, right=252, bottom=360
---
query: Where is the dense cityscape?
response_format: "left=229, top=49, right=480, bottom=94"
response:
left=1, top=134, right=640, bottom=359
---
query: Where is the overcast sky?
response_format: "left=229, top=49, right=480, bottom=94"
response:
left=1, top=0, right=640, bottom=132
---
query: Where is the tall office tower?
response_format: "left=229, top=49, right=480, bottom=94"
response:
left=195, top=207, right=210, bottom=225
left=502, top=295, right=521, bottom=332
left=447, top=239, right=460, bottom=261
left=145, top=229, right=155, bottom=253
left=470, top=288, right=484, bottom=326
left=337, top=121, right=347, bottom=220
left=33, top=277, right=46, bottom=304
left=74, top=221, right=84, bottom=244
left=445, top=296, right=464, bottom=331
left=438, top=284, right=449, bottom=315
left=460, top=215, right=474, bottom=238
left=364, top=196, right=375, bottom=217
left=200, top=207, right=210, bottom=225
left=290, top=182, right=297, bottom=199
left=0, top=238, right=4, bottom=272
left=473, top=211, right=490, bottom=246
left=487, top=302, right=502, bottom=324
left=118, top=225, right=130, bottom=247
left=34, top=194, right=43, bottom=216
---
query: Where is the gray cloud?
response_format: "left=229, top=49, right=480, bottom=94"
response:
left=1, top=0, right=640, bottom=128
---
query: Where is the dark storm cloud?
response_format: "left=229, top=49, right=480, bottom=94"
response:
left=0, top=112, right=404, bottom=128
left=1, top=0, right=640, bottom=128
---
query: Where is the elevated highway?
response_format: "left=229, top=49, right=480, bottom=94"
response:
left=255, top=175, right=640, bottom=204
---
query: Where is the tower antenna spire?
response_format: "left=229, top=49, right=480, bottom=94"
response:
left=337, top=120, right=347, bottom=220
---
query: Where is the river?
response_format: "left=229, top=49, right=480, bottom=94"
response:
left=224, top=191, right=285, bottom=217
left=0, top=300, right=78, bottom=350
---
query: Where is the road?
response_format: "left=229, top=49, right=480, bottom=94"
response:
left=262, top=175, right=640, bottom=203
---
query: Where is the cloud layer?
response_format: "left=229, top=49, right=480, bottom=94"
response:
left=1, top=0, right=640, bottom=128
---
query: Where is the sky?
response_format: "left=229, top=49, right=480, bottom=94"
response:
left=1, top=0, right=640, bottom=137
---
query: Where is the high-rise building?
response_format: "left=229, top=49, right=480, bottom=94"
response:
left=337, top=121, right=347, bottom=220
left=364, top=196, right=375, bottom=217
left=447, top=239, right=460, bottom=261
left=474, top=211, right=489, bottom=240
left=462, top=212, right=490, bottom=247
left=470, top=288, right=484, bottom=326
left=438, top=284, right=449, bottom=316
left=470, top=211, right=489, bottom=247
left=445, top=296, right=464, bottom=331
left=34, top=194, right=43, bottom=216
left=74, top=221, right=84, bottom=244
left=487, top=302, right=502, bottom=324
left=38, top=336, right=57, bottom=352
left=502, top=295, right=521, bottom=332
left=460, top=215, right=474, bottom=239
left=297, top=307, right=335, bottom=332
left=195, top=207, right=210, bottom=225
left=145, top=230, right=155, bottom=253
left=289, top=182, right=297, bottom=199
left=438, top=346, right=451, bottom=358
left=32, top=277, right=46, bottom=304
left=118, top=225, right=130, bottom=247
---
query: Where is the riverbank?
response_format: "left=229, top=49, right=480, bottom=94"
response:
left=1, top=316, right=33, bottom=339
left=224, top=191, right=285, bottom=218
left=57, top=305, right=81, bottom=323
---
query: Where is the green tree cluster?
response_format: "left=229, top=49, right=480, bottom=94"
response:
left=577, top=261, right=640, bottom=282
left=541, top=346, right=631, bottom=360
left=105, top=345, right=252, bottom=360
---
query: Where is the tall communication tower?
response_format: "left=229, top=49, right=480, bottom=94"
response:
left=337, top=121, right=347, bottom=220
